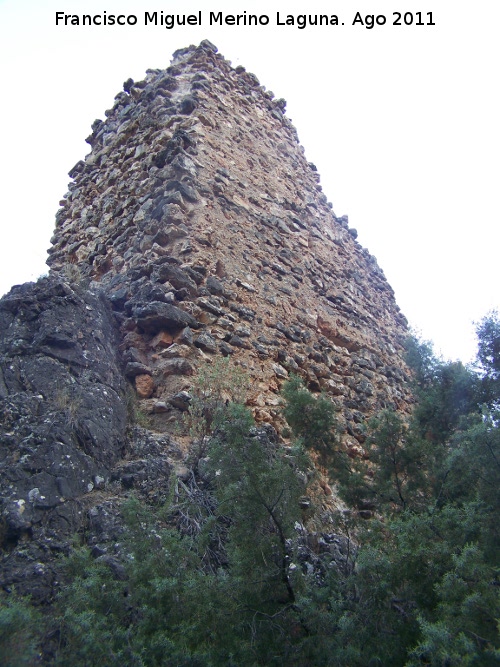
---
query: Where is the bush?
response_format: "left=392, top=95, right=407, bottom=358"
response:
left=0, top=595, right=41, bottom=667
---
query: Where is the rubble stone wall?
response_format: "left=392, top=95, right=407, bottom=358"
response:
left=48, top=39, right=412, bottom=445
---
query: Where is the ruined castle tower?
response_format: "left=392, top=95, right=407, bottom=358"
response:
left=47, top=40, right=412, bottom=445
left=0, top=40, right=415, bottom=601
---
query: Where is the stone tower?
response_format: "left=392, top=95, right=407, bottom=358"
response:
left=48, top=40, right=412, bottom=446
left=0, top=41, right=414, bottom=602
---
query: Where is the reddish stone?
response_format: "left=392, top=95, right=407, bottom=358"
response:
left=135, top=374, right=154, bottom=398
left=151, top=331, right=174, bottom=349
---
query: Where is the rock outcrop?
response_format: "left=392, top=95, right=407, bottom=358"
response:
left=0, top=277, right=126, bottom=600
left=1, top=41, right=412, bottom=605
left=0, top=277, right=185, bottom=601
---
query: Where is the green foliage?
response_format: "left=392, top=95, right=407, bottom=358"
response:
left=54, top=503, right=236, bottom=665
left=366, top=410, right=414, bottom=510
left=282, top=336, right=500, bottom=664
left=405, top=338, right=472, bottom=451
left=4, top=323, right=500, bottom=666
left=281, top=375, right=338, bottom=459
left=133, top=405, right=152, bottom=428
left=476, top=310, right=500, bottom=406
left=183, top=358, right=248, bottom=462
left=208, top=403, right=302, bottom=608
left=476, top=311, right=500, bottom=379
left=432, top=544, right=499, bottom=654
left=281, top=374, right=354, bottom=499
left=406, top=617, right=478, bottom=667
left=342, top=333, right=500, bottom=664
left=404, top=334, right=440, bottom=389
left=407, top=540, right=500, bottom=666
left=405, top=336, right=480, bottom=444
left=126, top=383, right=152, bottom=428
left=52, top=385, right=83, bottom=428
left=51, top=402, right=308, bottom=666
left=0, top=595, right=41, bottom=667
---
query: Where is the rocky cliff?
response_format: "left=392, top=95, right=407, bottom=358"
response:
left=1, top=41, right=412, bottom=604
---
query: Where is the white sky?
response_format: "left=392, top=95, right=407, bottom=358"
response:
left=0, top=0, right=498, bottom=363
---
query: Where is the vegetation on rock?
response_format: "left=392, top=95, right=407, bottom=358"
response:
left=1, top=315, right=499, bottom=665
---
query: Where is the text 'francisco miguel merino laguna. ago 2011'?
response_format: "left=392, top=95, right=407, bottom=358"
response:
left=55, top=11, right=436, bottom=29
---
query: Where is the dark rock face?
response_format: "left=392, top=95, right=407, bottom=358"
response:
left=0, top=277, right=127, bottom=600
left=133, top=301, right=199, bottom=333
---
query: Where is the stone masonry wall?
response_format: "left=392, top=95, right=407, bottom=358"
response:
left=47, top=40, right=412, bottom=450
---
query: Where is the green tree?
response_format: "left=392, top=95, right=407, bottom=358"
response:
left=53, top=402, right=309, bottom=666
left=183, top=358, right=247, bottom=452
left=279, top=335, right=500, bottom=665
left=5, top=323, right=499, bottom=666
left=0, top=595, right=41, bottom=667
left=208, top=403, right=302, bottom=610
left=476, top=311, right=500, bottom=406
left=361, top=410, right=433, bottom=512
left=281, top=375, right=339, bottom=463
